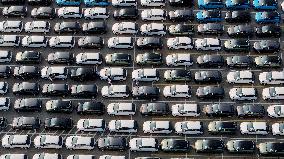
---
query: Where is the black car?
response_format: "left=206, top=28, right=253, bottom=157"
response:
left=197, top=23, right=224, bottom=35
left=78, top=36, right=104, bottom=49
left=140, top=103, right=170, bottom=116
left=196, top=86, right=225, bottom=99
left=13, top=66, right=40, bottom=80
left=136, top=37, right=163, bottom=50
left=77, top=101, right=104, bottom=115
left=0, top=117, right=7, bottom=130
left=168, top=10, right=194, bottom=22
left=47, top=52, right=73, bottom=65
left=113, top=8, right=138, bottom=20
left=44, top=117, right=73, bottom=130
left=98, top=137, right=127, bottom=151
left=13, top=82, right=40, bottom=95
left=2, top=6, right=27, bottom=18
left=164, top=70, right=191, bottom=82
left=254, top=55, right=281, bottom=68
left=105, top=53, right=131, bottom=66
left=132, top=86, right=160, bottom=100
left=253, top=40, right=280, bottom=53
left=208, top=121, right=237, bottom=134
left=226, top=56, right=253, bottom=68
left=12, top=117, right=40, bottom=130
left=226, top=140, right=255, bottom=153
left=225, top=11, right=251, bottom=23
left=71, top=84, right=97, bottom=97
left=237, top=104, right=265, bottom=118
left=227, top=25, right=253, bottom=38
left=136, top=52, right=162, bottom=66
left=42, top=84, right=70, bottom=96
left=16, top=51, right=41, bottom=64
left=45, top=100, right=73, bottom=113
left=169, top=0, right=192, bottom=7
left=197, top=55, right=224, bottom=68
left=31, top=7, right=55, bottom=19
left=168, top=24, right=194, bottom=36
left=0, top=66, right=11, bottom=78
left=255, top=25, right=281, bottom=38
left=259, top=142, right=284, bottom=156
left=28, top=0, right=51, bottom=5
left=195, top=139, right=224, bottom=153
left=14, top=98, right=42, bottom=112
left=70, top=67, right=97, bottom=81
left=224, top=39, right=250, bottom=52
left=82, top=22, right=107, bottom=34
left=161, top=139, right=190, bottom=152
left=194, top=70, right=222, bottom=84
left=1, top=0, right=24, bottom=4
left=54, top=22, right=81, bottom=34
left=0, top=98, right=10, bottom=111
left=204, top=104, right=235, bottom=117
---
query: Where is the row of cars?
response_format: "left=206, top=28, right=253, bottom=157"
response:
left=1, top=154, right=127, bottom=159
left=3, top=115, right=284, bottom=135
left=1, top=134, right=284, bottom=156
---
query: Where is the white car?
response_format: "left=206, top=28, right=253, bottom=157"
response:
left=129, top=138, right=158, bottom=152
left=75, top=52, right=102, bottom=65
left=22, top=36, right=48, bottom=48
left=240, top=122, right=268, bottom=135
left=112, top=0, right=137, bottom=7
left=99, top=67, right=127, bottom=81
left=83, top=8, right=109, bottom=19
left=33, top=153, right=61, bottom=159
left=101, top=85, right=129, bottom=98
left=67, top=155, right=95, bottom=159
left=108, top=37, right=133, bottom=49
left=263, top=87, right=284, bottom=100
left=0, top=97, right=10, bottom=111
left=140, top=23, right=166, bottom=36
left=2, top=135, right=31, bottom=148
left=175, top=121, right=203, bottom=135
left=272, top=122, right=284, bottom=135
left=24, top=21, right=50, bottom=33
left=0, top=35, right=20, bottom=47
left=112, top=22, right=138, bottom=35
left=99, top=156, right=125, bottom=159
left=0, top=154, right=27, bottom=159
left=166, top=53, right=193, bottom=66
left=77, top=119, right=106, bottom=132
left=41, top=66, right=68, bottom=81
left=163, top=85, right=191, bottom=98
left=259, top=71, right=284, bottom=85
left=229, top=88, right=257, bottom=101
left=195, top=38, right=221, bottom=51
left=167, top=37, right=194, bottom=50
left=65, top=136, right=95, bottom=150
left=107, top=103, right=136, bottom=115
left=141, top=0, right=165, bottom=6
left=49, top=36, right=75, bottom=48
left=34, top=135, right=63, bottom=149
left=0, top=51, right=12, bottom=63
left=132, top=68, right=159, bottom=82
left=108, top=120, right=137, bottom=133
left=57, top=7, right=82, bottom=19
left=143, top=121, right=172, bottom=134
left=227, top=71, right=254, bottom=84
left=267, top=105, right=284, bottom=118
left=141, top=9, right=166, bottom=21
left=0, top=21, right=23, bottom=33
left=171, top=104, right=200, bottom=117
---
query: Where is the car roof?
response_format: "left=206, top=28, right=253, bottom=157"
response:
left=239, top=71, right=253, bottom=78
left=141, top=138, right=155, bottom=146
left=241, top=88, right=256, bottom=95
left=143, top=69, right=157, bottom=76
left=12, top=135, right=28, bottom=144
left=272, top=71, right=284, bottom=79
left=252, top=122, right=267, bottom=129
left=204, top=38, right=220, bottom=45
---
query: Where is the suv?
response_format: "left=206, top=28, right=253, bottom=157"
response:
left=161, top=139, right=190, bottom=152
left=41, top=66, right=68, bottom=81
left=105, top=53, right=131, bottom=66
left=13, top=66, right=39, bottom=80
left=237, top=104, right=265, bottom=118
left=226, top=140, right=255, bottom=153
left=253, top=40, right=280, bottom=53
left=12, top=116, right=40, bottom=130
left=141, top=0, right=165, bottom=6
left=77, top=101, right=104, bottom=115
left=254, top=55, right=282, bottom=68
left=255, top=25, right=281, bottom=37
left=12, top=82, right=39, bottom=95
left=47, top=52, right=73, bottom=64
left=227, top=24, right=253, bottom=38
left=78, top=36, right=104, bottom=49
left=136, top=37, right=163, bottom=50
left=168, top=24, right=194, bottom=36
left=227, top=70, right=254, bottom=84
left=132, top=69, right=159, bottom=82
left=197, top=54, right=224, bottom=68
left=70, top=84, right=98, bottom=97
left=54, top=21, right=80, bottom=34
left=101, top=85, right=130, bottom=98
left=196, top=10, right=222, bottom=23
left=70, top=67, right=97, bottom=81
left=136, top=52, right=162, bottom=66
left=226, top=55, right=253, bottom=68
left=82, top=21, right=107, bottom=34
left=14, top=98, right=42, bottom=112
left=42, top=84, right=70, bottom=96
left=197, top=23, right=224, bottom=35
left=44, top=117, right=73, bottom=130
left=46, top=100, right=73, bottom=113
left=56, top=7, right=82, bottom=19
left=263, top=87, right=284, bottom=100
left=113, top=8, right=138, bottom=20
left=229, top=88, right=257, bottom=101
left=195, top=139, right=224, bottom=153
left=164, top=70, right=191, bottom=82
left=168, top=9, right=193, bottom=22
left=2, top=6, right=27, bottom=18
left=195, top=38, right=221, bottom=51
left=15, top=51, right=41, bottom=64
left=208, top=121, right=237, bottom=134
left=108, top=37, right=133, bottom=49
left=196, top=86, right=225, bottom=99
left=259, top=71, right=284, bottom=85
left=198, top=0, right=224, bottom=9
left=98, top=137, right=127, bottom=151
left=194, top=70, right=222, bottom=84
left=240, top=122, right=269, bottom=135
left=31, top=7, right=55, bottom=19
left=163, top=85, right=191, bottom=98
left=166, top=53, right=193, bottom=67
left=132, top=86, right=160, bottom=100
left=225, top=11, right=251, bottom=23
left=224, top=39, right=250, bottom=52
left=204, top=103, right=235, bottom=117
left=140, top=103, right=169, bottom=116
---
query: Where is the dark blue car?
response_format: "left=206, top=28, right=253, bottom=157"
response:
left=56, top=0, right=81, bottom=6
left=198, top=0, right=224, bottom=9
left=255, top=11, right=280, bottom=24
left=84, top=0, right=110, bottom=6
left=196, top=10, right=223, bottom=23
left=253, top=0, right=277, bottom=10
left=226, top=0, right=250, bottom=10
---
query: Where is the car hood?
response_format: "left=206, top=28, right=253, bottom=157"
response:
left=267, top=106, right=275, bottom=116
left=143, top=122, right=150, bottom=131
left=258, top=72, right=267, bottom=83
left=272, top=123, right=280, bottom=134
left=112, top=23, right=119, bottom=32
left=262, top=88, right=270, bottom=99
left=101, top=86, right=108, bottom=96
left=163, top=86, right=171, bottom=96
left=229, top=88, right=237, bottom=98
left=226, top=72, right=235, bottom=82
